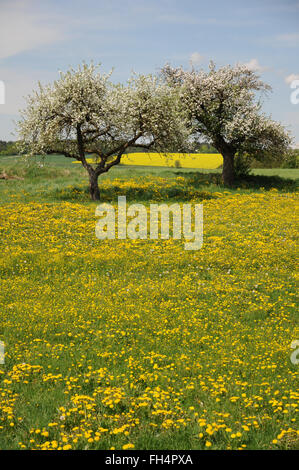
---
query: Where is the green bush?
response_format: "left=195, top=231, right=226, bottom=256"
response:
left=234, top=152, right=252, bottom=177
left=282, top=149, right=299, bottom=169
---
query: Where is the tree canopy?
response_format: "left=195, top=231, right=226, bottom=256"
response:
left=18, top=63, right=188, bottom=199
left=162, top=62, right=292, bottom=185
left=17, top=61, right=293, bottom=192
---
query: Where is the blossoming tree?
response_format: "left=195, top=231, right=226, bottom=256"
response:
left=162, top=62, right=292, bottom=185
left=18, top=63, right=188, bottom=200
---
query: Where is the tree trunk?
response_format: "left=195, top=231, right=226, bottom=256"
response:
left=89, top=171, right=100, bottom=201
left=222, top=152, right=235, bottom=186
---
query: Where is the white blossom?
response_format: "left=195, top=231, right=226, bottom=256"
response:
left=17, top=62, right=189, bottom=199
left=162, top=62, right=292, bottom=184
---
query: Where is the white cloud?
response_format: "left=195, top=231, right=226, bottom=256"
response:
left=276, top=33, right=299, bottom=46
left=190, top=52, right=204, bottom=66
left=285, top=74, right=299, bottom=85
left=0, top=0, right=64, bottom=60
left=244, top=58, right=268, bottom=72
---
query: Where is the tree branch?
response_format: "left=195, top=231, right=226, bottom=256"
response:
left=95, top=131, right=144, bottom=174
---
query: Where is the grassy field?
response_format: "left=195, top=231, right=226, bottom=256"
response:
left=0, top=154, right=298, bottom=204
left=0, top=155, right=298, bottom=450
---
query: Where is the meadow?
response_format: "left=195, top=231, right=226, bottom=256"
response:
left=0, top=154, right=298, bottom=450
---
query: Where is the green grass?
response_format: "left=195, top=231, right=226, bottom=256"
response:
left=0, top=155, right=297, bottom=204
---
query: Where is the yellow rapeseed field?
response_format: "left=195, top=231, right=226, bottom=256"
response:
left=73, top=152, right=223, bottom=169
left=121, top=153, right=223, bottom=169
left=0, top=180, right=298, bottom=450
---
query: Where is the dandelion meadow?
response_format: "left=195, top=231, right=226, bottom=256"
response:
left=0, top=158, right=298, bottom=450
left=1, top=0, right=299, bottom=458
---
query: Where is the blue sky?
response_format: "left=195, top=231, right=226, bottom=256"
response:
left=0, top=0, right=298, bottom=144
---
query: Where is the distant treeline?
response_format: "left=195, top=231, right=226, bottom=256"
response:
left=0, top=140, right=298, bottom=168
left=127, top=142, right=218, bottom=154
left=252, top=148, right=299, bottom=169
left=0, top=141, right=19, bottom=155
left=0, top=140, right=217, bottom=156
